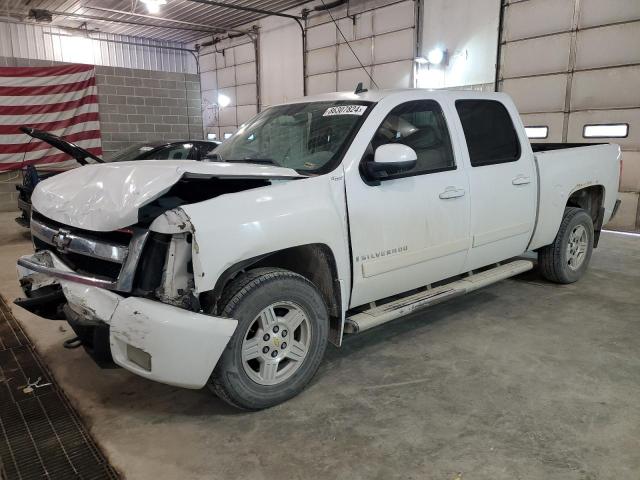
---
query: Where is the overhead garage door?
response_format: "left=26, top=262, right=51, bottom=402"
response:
left=305, top=0, right=417, bottom=94
left=200, top=38, right=259, bottom=140
left=497, top=0, right=640, bottom=231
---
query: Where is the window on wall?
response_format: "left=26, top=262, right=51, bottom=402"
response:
left=366, top=100, right=455, bottom=178
left=583, top=124, right=629, bottom=138
left=525, top=126, right=548, bottom=139
left=455, top=100, right=521, bottom=167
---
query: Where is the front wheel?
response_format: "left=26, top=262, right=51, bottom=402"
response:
left=538, top=207, right=594, bottom=284
left=208, top=268, right=328, bottom=410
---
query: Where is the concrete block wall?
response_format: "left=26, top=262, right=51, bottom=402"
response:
left=96, top=66, right=203, bottom=158
left=0, top=56, right=203, bottom=211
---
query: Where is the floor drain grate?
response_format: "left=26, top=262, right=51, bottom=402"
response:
left=0, top=295, right=119, bottom=479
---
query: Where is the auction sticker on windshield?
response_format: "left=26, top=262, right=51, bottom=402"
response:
left=323, top=105, right=368, bottom=116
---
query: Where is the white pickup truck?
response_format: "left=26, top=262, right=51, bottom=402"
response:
left=16, top=89, right=621, bottom=410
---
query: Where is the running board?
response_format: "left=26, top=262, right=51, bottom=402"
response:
left=344, top=260, right=534, bottom=334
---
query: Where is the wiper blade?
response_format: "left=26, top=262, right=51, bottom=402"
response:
left=225, top=158, right=278, bottom=165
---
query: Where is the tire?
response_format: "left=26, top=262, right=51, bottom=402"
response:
left=538, top=207, right=594, bottom=284
left=208, top=268, right=329, bottom=410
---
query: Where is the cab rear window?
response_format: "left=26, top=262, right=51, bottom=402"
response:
left=455, top=100, right=521, bottom=167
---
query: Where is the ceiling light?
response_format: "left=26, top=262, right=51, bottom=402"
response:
left=427, top=48, right=445, bottom=65
left=414, top=56, right=428, bottom=64
left=218, top=94, right=231, bottom=108
left=141, top=0, right=167, bottom=14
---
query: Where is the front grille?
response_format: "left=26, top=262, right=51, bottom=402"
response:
left=32, top=237, right=122, bottom=281
left=27, top=211, right=149, bottom=293
left=30, top=212, right=134, bottom=285
left=31, top=212, right=133, bottom=245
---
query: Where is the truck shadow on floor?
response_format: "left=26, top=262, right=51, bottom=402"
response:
left=45, top=272, right=541, bottom=418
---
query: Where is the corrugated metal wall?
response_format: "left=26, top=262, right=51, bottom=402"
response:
left=0, top=21, right=196, bottom=73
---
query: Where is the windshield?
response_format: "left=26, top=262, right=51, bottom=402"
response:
left=213, top=101, right=372, bottom=173
left=107, top=143, right=157, bottom=163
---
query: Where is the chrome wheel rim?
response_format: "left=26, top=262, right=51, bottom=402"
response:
left=566, top=224, right=588, bottom=271
left=241, top=301, right=311, bottom=386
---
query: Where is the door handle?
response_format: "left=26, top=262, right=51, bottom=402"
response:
left=512, top=175, right=531, bottom=185
left=439, top=186, right=466, bottom=199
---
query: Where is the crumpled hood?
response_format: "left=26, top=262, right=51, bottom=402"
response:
left=31, top=160, right=304, bottom=231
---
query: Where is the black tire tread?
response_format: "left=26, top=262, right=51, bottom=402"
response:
left=538, top=207, right=591, bottom=284
left=210, top=268, right=323, bottom=410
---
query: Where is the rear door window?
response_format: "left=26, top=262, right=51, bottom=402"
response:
left=455, top=100, right=521, bottom=167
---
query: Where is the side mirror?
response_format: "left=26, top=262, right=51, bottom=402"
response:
left=363, top=144, right=417, bottom=181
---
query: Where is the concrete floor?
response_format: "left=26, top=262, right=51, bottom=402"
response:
left=1, top=210, right=639, bottom=480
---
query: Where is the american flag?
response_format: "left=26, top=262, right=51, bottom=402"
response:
left=0, top=64, right=102, bottom=172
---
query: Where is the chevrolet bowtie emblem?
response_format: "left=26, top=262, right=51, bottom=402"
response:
left=51, top=229, right=72, bottom=252
left=273, top=337, right=281, bottom=348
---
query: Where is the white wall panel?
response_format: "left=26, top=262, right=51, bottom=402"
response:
left=502, top=74, right=568, bottom=113
left=571, top=66, right=640, bottom=110
left=258, top=14, right=303, bottom=107
left=421, top=0, right=499, bottom=88
left=307, top=47, right=337, bottom=75
left=336, top=17, right=355, bottom=43
left=306, top=22, right=337, bottom=50
left=217, top=67, right=236, bottom=88
left=199, top=52, right=216, bottom=72
left=504, top=0, right=574, bottom=41
left=237, top=105, right=258, bottom=125
left=372, top=60, right=413, bottom=88
left=237, top=83, right=258, bottom=106
left=579, top=0, right=640, bottom=28
left=236, top=62, right=257, bottom=85
left=305, top=0, right=415, bottom=94
left=355, top=10, right=374, bottom=39
left=502, top=34, right=571, bottom=78
left=201, top=89, right=218, bottom=111
left=221, top=48, right=235, bottom=68
left=373, top=1, right=415, bottom=34
left=519, top=112, right=565, bottom=142
left=575, top=23, right=640, bottom=70
left=567, top=109, right=640, bottom=148
left=337, top=67, right=373, bottom=91
left=217, top=87, right=236, bottom=107
left=619, top=151, right=640, bottom=193
left=218, top=106, right=237, bottom=127
left=307, top=72, right=336, bottom=95
left=374, top=29, right=414, bottom=64
left=200, top=70, right=218, bottom=91
left=337, top=39, right=372, bottom=70
left=234, top=43, right=255, bottom=64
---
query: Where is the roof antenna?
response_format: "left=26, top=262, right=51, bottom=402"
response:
left=354, top=82, right=368, bottom=94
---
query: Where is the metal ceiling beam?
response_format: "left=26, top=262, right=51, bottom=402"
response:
left=83, top=5, right=250, bottom=35
left=44, top=9, right=227, bottom=35
left=187, top=0, right=304, bottom=21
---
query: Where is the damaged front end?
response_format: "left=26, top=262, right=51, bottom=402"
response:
left=15, top=159, right=304, bottom=388
left=16, top=208, right=237, bottom=388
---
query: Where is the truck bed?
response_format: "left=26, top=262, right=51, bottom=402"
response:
left=528, top=142, right=621, bottom=251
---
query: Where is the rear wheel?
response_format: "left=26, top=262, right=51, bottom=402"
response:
left=538, top=207, right=594, bottom=284
left=208, top=268, right=328, bottom=410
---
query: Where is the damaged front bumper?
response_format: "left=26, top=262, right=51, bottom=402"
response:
left=16, top=250, right=237, bottom=389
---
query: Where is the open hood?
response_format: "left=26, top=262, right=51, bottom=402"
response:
left=20, top=126, right=104, bottom=165
left=31, top=159, right=305, bottom=231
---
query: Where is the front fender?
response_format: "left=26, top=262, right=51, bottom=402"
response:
left=180, top=171, right=350, bottom=310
